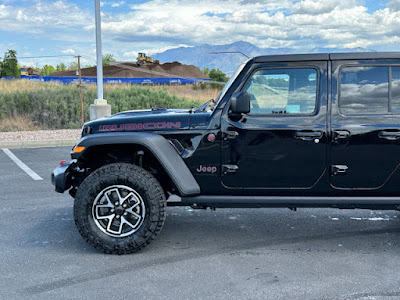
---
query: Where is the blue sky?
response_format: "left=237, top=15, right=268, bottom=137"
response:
left=1, top=0, right=400, bottom=68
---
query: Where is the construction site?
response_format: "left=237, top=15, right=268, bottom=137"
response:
left=51, top=61, right=208, bottom=79
left=50, top=53, right=208, bottom=80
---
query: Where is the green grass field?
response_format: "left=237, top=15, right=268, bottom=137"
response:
left=0, top=80, right=220, bottom=131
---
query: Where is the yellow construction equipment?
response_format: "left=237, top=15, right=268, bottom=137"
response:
left=19, top=67, right=28, bottom=76
left=136, top=53, right=153, bottom=65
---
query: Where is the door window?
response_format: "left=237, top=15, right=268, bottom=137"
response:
left=339, top=66, right=389, bottom=115
left=339, top=66, right=400, bottom=115
left=391, top=67, right=400, bottom=113
left=242, top=68, right=318, bottom=115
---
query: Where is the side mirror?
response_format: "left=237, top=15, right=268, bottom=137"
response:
left=230, top=91, right=250, bottom=114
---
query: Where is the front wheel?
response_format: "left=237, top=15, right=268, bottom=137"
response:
left=74, top=163, right=166, bottom=254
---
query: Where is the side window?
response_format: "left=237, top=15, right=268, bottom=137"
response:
left=391, top=67, right=400, bottom=113
left=243, top=68, right=318, bottom=115
left=339, top=66, right=389, bottom=114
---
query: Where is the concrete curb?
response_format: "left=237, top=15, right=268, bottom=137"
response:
left=0, top=139, right=77, bottom=149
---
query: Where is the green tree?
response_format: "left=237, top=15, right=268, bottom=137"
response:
left=56, top=62, right=67, bottom=72
left=67, top=61, right=78, bottom=71
left=208, top=68, right=228, bottom=82
left=202, top=67, right=210, bottom=77
left=1, top=49, right=20, bottom=78
left=40, top=64, right=56, bottom=76
left=103, top=53, right=116, bottom=66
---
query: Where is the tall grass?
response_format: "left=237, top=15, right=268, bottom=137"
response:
left=0, top=79, right=61, bottom=93
left=0, top=115, right=39, bottom=132
left=0, top=80, right=222, bottom=102
left=0, top=80, right=209, bottom=130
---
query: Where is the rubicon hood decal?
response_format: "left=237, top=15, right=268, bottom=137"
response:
left=99, top=122, right=181, bottom=132
left=84, top=108, right=212, bottom=134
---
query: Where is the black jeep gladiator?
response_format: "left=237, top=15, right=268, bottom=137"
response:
left=52, top=52, right=400, bottom=254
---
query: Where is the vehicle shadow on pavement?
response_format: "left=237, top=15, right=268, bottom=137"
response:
left=24, top=206, right=400, bottom=254
left=21, top=207, right=400, bottom=296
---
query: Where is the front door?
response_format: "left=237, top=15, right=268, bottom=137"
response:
left=220, top=62, right=328, bottom=191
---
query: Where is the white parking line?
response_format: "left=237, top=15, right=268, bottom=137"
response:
left=2, top=148, right=43, bottom=181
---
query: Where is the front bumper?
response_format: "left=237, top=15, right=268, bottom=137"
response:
left=51, top=160, right=76, bottom=193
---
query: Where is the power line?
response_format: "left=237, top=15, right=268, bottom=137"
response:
left=209, top=51, right=250, bottom=59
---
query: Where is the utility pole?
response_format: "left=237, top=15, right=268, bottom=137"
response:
left=90, top=0, right=111, bottom=120
left=77, top=55, right=84, bottom=125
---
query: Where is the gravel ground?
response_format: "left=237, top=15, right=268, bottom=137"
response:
left=0, top=129, right=81, bottom=142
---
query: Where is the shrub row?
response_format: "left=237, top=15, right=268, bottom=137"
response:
left=0, top=85, right=202, bottom=129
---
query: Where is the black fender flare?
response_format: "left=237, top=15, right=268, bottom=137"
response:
left=72, top=132, right=200, bottom=196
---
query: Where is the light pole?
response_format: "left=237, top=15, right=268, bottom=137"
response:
left=90, top=0, right=111, bottom=120
left=95, top=0, right=103, bottom=101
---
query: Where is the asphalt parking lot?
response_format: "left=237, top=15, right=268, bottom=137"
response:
left=1, top=146, right=400, bottom=300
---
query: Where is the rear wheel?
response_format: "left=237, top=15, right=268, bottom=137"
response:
left=74, top=163, right=166, bottom=254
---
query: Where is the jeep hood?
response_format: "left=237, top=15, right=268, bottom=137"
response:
left=83, top=108, right=211, bottom=135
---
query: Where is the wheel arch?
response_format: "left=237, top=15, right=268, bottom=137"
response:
left=72, top=132, right=200, bottom=196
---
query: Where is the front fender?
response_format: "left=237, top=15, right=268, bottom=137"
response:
left=72, top=132, right=200, bottom=196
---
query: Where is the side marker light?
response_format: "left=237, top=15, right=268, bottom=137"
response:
left=73, top=146, right=85, bottom=153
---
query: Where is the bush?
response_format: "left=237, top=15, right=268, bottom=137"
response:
left=0, top=84, right=202, bottom=130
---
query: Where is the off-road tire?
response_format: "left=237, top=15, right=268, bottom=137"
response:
left=74, top=163, right=166, bottom=254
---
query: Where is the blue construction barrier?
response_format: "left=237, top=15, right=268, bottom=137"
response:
left=15, top=75, right=209, bottom=85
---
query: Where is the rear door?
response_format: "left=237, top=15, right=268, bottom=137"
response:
left=331, top=61, right=400, bottom=189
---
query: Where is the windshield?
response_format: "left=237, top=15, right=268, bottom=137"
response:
left=213, top=60, right=248, bottom=107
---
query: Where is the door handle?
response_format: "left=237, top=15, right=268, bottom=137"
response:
left=334, top=130, right=350, bottom=139
left=379, top=131, right=400, bottom=141
left=332, top=165, right=348, bottom=176
left=222, top=164, right=239, bottom=175
left=294, top=131, right=323, bottom=141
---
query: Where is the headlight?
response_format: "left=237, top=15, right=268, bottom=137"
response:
left=81, top=125, right=92, bottom=137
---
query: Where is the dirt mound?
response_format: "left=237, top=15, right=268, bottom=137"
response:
left=51, top=62, right=208, bottom=79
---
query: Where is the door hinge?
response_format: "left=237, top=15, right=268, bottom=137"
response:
left=331, top=165, right=348, bottom=176
left=222, top=164, right=239, bottom=175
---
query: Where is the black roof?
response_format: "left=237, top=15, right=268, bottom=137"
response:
left=254, top=52, right=400, bottom=63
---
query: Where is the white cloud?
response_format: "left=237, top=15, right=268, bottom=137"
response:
left=101, top=1, right=126, bottom=8
left=2, top=0, right=400, bottom=63
left=111, top=1, right=125, bottom=8
left=388, top=0, right=400, bottom=11
left=94, top=0, right=400, bottom=51
left=62, top=48, right=75, bottom=54
left=0, top=1, right=91, bottom=34
left=18, top=61, right=38, bottom=68
left=292, top=0, right=358, bottom=15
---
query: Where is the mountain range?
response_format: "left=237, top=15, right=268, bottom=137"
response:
left=153, top=41, right=374, bottom=75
